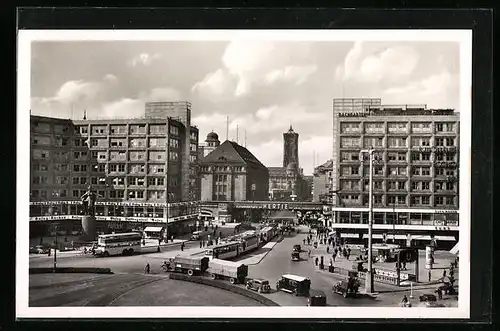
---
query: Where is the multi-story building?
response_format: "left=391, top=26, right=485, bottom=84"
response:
left=29, top=101, right=200, bottom=238
left=268, top=126, right=308, bottom=201
left=313, top=159, right=334, bottom=203
left=330, top=99, right=460, bottom=248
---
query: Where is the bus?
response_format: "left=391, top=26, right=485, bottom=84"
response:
left=95, top=232, right=143, bottom=257
left=205, top=241, right=240, bottom=260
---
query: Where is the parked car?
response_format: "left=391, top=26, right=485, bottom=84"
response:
left=276, top=274, right=311, bottom=296
left=29, top=245, right=49, bottom=254
left=246, top=278, right=271, bottom=293
left=419, top=294, right=437, bottom=302
left=308, top=290, right=327, bottom=306
left=291, top=251, right=301, bottom=261
left=293, top=244, right=301, bottom=252
left=332, top=271, right=360, bottom=298
left=190, top=231, right=203, bottom=241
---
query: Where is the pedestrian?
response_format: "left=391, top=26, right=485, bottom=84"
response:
left=303, top=238, right=306, bottom=245
left=315, top=257, right=319, bottom=266
left=347, top=247, right=351, bottom=256
left=181, top=242, right=184, bottom=251
left=158, top=238, right=161, bottom=245
left=436, top=288, right=443, bottom=300
left=199, top=240, right=202, bottom=248
left=428, top=270, right=432, bottom=282
left=144, top=262, right=150, bottom=274
left=402, top=261, right=407, bottom=270
left=171, top=235, right=174, bottom=243
left=308, top=249, right=311, bottom=257
left=443, top=270, right=447, bottom=278
left=332, top=252, right=336, bottom=262
left=326, top=246, right=330, bottom=254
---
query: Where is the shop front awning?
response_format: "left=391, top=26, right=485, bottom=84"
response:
left=144, top=226, right=163, bottom=232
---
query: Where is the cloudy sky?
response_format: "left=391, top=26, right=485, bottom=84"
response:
left=31, top=40, right=460, bottom=175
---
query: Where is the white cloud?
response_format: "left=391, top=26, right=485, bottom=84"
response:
left=191, top=69, right=236, bottom=96
left=383, top=71, right=459, bottom=109
left=255, top=105, right=277, bottom=120
left=193, top=41, right=313, bottom=97
left=103, top=74, right=118, bottom=83
left=144, top=87, right=181, bottom=101
left=102, top=98, right=144, bottom=118
left=51, top=80, right=102, bottom=105
left=265, top=65, right=317, bottom=85
left=128, top=53, right=162, bottom=67
left=339, top=43, right=420, bottom=83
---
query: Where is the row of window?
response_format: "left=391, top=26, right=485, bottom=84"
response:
left=340, top=165, right=457, bottom=177
left=75, top=124, right=180, bottom=136
left=30, top=189, right=172, bottom=200
left=34, top=149, right=183, bottom=163
left=340, top=136, right=457, bottom=148
left=341, top=150, right=457, bottom=163
left=340, top=122, right=457, bottom=134
left=200, top=166, right=246, bottom=173
left=339, top=194, right=455, bottom=206
left=32, top=175, right=176, bottom=187
left=339, top=179, right=456, bottom=191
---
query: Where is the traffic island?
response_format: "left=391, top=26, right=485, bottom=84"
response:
left=168, top=273, right=280, bottom=306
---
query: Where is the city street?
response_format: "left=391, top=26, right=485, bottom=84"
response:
left=29, top=223, right=458, bottom=307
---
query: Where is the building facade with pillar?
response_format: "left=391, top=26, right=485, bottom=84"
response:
left=198, top=139, right=269, bottom=222
left=330, top=99, right=460, bottom=249
left=29, top=101, right=200, bottom=238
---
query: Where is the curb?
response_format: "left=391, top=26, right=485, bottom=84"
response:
left=29, top=267, right=114, bottom=274
left=244, top=236, right=283, bottom=265
left=168, top=273, right=280, bottom=306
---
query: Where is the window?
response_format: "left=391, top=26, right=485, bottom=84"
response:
left=169, top=126, right=179, bottom=136
left=32, top=149, right=50, bottom=160
left=112, top=177, right=125, bottom=186
left=340, top=137, right=361, bottom=148
left=130, top=151, right=146, bottom=161
left=422, top=182, right=430, bottom=190
left=129, top=164, right=145, bottom=174
left=364, top=122, right=384, bottom=133
left=411, top=137, right=431, bottom=147
left=387, top=195, right=396, bottom=205
left=436, top=122, right=455, bottom=133
left=388, top=122, right=407, bottom=133
left=435, top=196, right=444, bottom=205
left=54, top=164, right=68, bottom=172
left=190, top=143, right=197, bottom=152
left=169, top=138, right=180, bottom=148
left=91, top=177, right=98, bottom=185
left=446, top=182, right=454, bottom=190
left=411, top=122, right=431, bottom=133
left=445, top=138, right=455, bottom=147
left=363, top=137, right=383, bottom=148
left=56, top=176, right=68, bottom=185
left=79, top=126, right=88, bottom=134
left=32, top=136, right=51, bottom=145
left=350, top=166, right=359, bottom=175
left=149, top=137, right=166, bottom=148
left=91, top=125, right=107, bottom=135
left=110, top=139, right=126, bottom=147
left=72, top=190, right=80, bottom=198
left=374, top=166, right=384, bottom=175
left=189, top=155, right=197, bottom=162
left=130, top=124, right=146, bottom=135
left=130, top=138, right=145, bottom=148
left=340, top=122, right=361, bottom=133
left=435, top=138, right=444, bottom=147
left=373, top=195, right=383, bottom=204
left=397, top=196, right=406, bottom=205
left=373, top=181, right=383, bottom=190
left=118, top=164, right=126, bottom=172
left=422, top=196, right=430, bottom=205
left=169, top=151, right=179, bottom=161
left=388, top=137, right=407, bottom=148
left=110, top=125, right=127, bottom=135
left=422, top=167, right=430, bottom=176
left=149, top=124, right=166, bottom=134
left=33, top=122, right=51, bottom=133
left=149, top=151, right=165, bottom=161
left=190, top=131, right=198, bottom=141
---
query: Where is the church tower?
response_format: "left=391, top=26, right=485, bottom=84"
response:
left=283, top=125, right=299, bottom=168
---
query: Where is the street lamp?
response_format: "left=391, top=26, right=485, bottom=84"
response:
left=360, top=148, right=375, bottom=294
left=52, top=223, right=60, bottom=272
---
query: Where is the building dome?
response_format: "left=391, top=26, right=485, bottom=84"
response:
left=206, top=131, right=219, bottom=141
left=286, top=162, right=298, bottom=171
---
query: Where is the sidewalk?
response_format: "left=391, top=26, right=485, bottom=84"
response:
left=234, top=239, right=281, bottom=265
left=309, top=241, right=458, bottom=285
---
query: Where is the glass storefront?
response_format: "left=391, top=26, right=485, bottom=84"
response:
left=333, top=210, right=458, bottom=227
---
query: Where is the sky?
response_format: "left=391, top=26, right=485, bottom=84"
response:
left=30, top=40, right=461, bottom=175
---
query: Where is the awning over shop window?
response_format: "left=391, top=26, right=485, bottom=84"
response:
left=144, top=226, right=163, bottom=232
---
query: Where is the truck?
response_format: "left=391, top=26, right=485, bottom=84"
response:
left=207, top=258, right=248, bottom=284
left=169, top=254, right=209, bottom=276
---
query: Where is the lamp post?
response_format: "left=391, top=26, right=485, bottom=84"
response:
left=392, top=201, right=396, bottom=244
left=52, top=223, right=59, bottom=272
left=360, top=148, right=375, bottom=294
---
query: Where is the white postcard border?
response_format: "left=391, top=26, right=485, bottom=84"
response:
left=17, top=29, right=472, bottom=319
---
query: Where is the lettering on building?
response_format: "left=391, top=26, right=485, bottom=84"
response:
left=337, top=112, right=367, bottom=117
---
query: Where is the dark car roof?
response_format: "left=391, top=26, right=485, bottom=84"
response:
left=309, top=289, right=326, bottom=297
